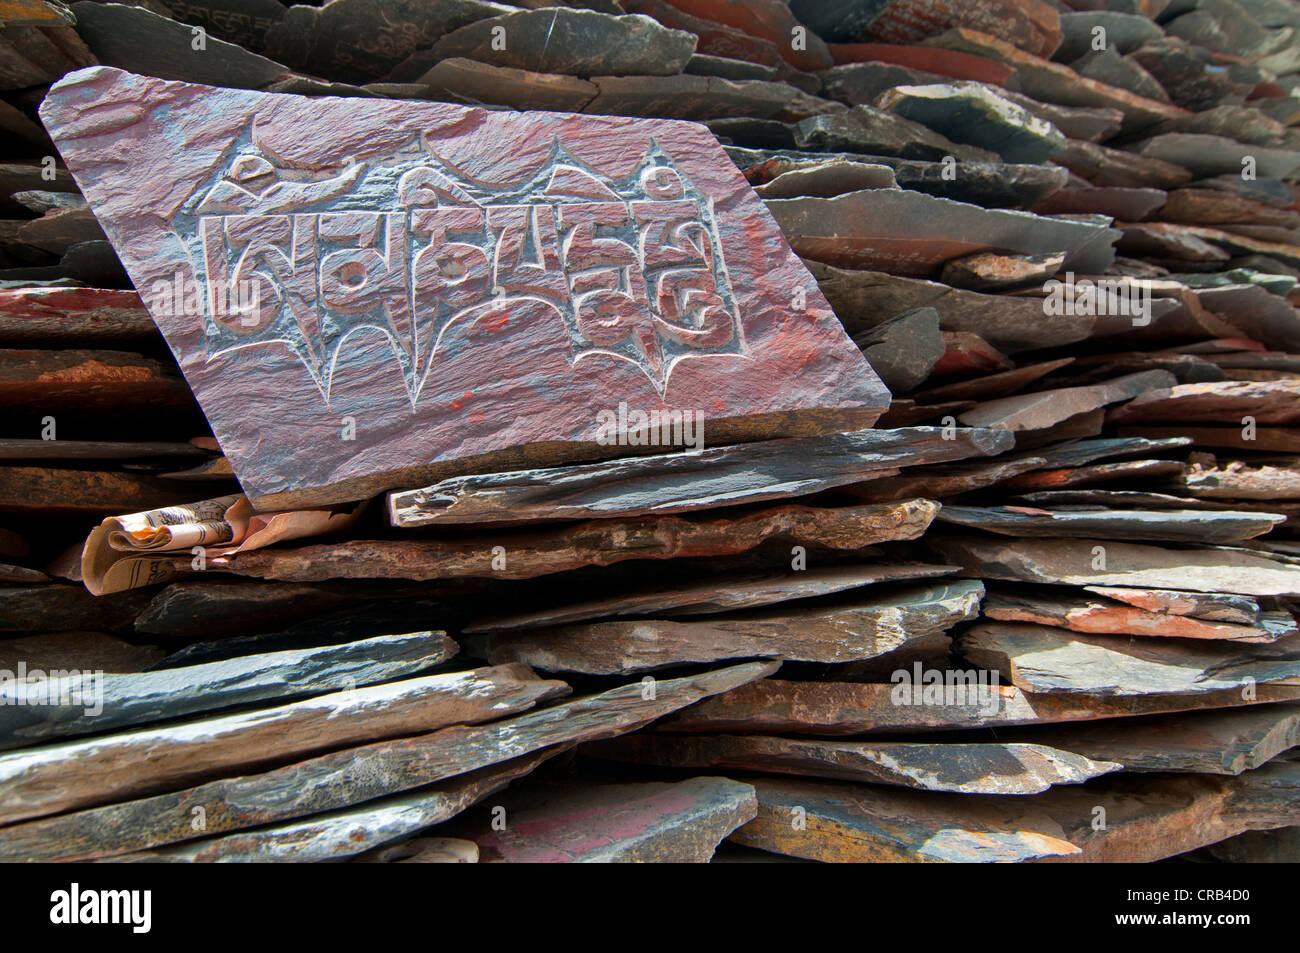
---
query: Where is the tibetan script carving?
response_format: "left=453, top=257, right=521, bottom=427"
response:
left=185, top=136, right=745, bottom=400
left=42, top=67, right=888, bottom=509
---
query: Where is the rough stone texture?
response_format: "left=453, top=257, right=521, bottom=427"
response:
left=730, top=760, right=1300, bottom=862
left=269, top=0, right=513, bottom=84
left=475, top=579, right=982, bottom=673
left=939, top=505, right=1283, bottom=544
left=0, top=661, right=776, bottom=861
left=651, top=0, right=832, bottom=72
left=929, top=536, right=1300, bottom=596
left=69, top=2, right=290, bottom=88
left=415, top=59, right=598, bottom=112
left=958, top=370, right=1176, bottom=431
left=1127, top=133, right=1300, bottom=181
left=1108, top=380, right=1300, bottom=426
left=109, top=750, right=559, bottom=863
left=752, top=160, right=897, bottom=198
left=1056, top=11, right=1164, bottom=61
left=465, top=563, right=960, bottom=633
left=0, top=286, right=155, bottom=342
left=388, top=426, right=1013, bottom=528
left=730, top=777, right=1082, bottom=862
left=982, top=588, right=1292, bottom=642
left=588, top=732, right=1118, bottom=794
left=791, top=0, right=1064, bottom=59
left=768, top=189, right=1117, bottom=278
left=792, top=106, right=997, bottom=163
left=451, top=776, right=757, bottom=862
left=427, top=8, right=697, bottom=78
left=959, top=622, right=1300, bottom=695
left=0, top=663, right=567, bottom=824
left=658, top=678, right=1300, bottom=736
left=1054, top=138, right=1192, bottom=189
left=41, top=66, right=887, bottom=510
left=214, top=500, right=939, bottom=582
left=0, top=631, right=457, bottom=750
left=850, top=305, right=943, bottom=392
left=1009, top=704, right=1300, bottom=775
left=809, top=263, right=1095, bottom=353
left=731, top=146, right=1070, bottom=210
left=875, top=83, right=1067, bottom=162
left=939, top=252, right=1063, bottom=291
left=584, top=74, right=838, bottom=123
left=923, top=28, right=1187, bottom=133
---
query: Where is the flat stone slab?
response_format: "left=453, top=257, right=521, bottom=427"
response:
left=586, top=733, right=1119, bottom=794
left=957, top=371, right=1175, bottom=432
left=1108, top=380, right=1300, bottom=426
left=69, top=2, right=290, bottom=89
left=214, top=499, right=939, bottom=582
left=41, top=66, right=886, bottom=510
left=0, top=663, right=567, bottom=824
left=937, top=505, right=1284, bottom=543
left=474, top=579, right=981, bottom=673
left=1006, top=704, right=1300, bottom=776
left=959, top=622, right=1300, bottom=695
left=875, top=83, right=1067, bottom=162
left=0, top=631, right=457, bottom=750
left=464, top=563, right=962, bottom=633
left=451, top=776, right=757, bottom=862
left=0, top=660, right=775, bottom=861
left=658, top=678, right=1300, bottom=736
left=929, top=535, right=1300, bottom=597
left=983, top=588, right=1293, bottom=642
left=388, top=426, right=1013, bottom=528
left=768, top=188, right=1117, bottom=278
left=101, top=749, right=558, bottom=863
left=730, top=761, right=1300, bottom=862
left=426, top=8, right=697, bottom=77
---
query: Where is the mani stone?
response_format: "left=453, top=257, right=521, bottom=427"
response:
left=41, top=67, right=887, bottom=510
left=874, top=83, right=1067, bottom=163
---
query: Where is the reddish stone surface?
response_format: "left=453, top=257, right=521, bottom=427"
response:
left=655, top=0, right=833, bottom=71
left=41, top=67, right=887, bottom=510
left=828, top=42, right=1015, bottom=85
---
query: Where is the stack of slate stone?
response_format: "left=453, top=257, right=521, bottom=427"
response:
left=0, top=0, right=1299, bottom=863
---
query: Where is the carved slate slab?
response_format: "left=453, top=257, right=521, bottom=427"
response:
left=40, top=67, right=888, bottom=509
